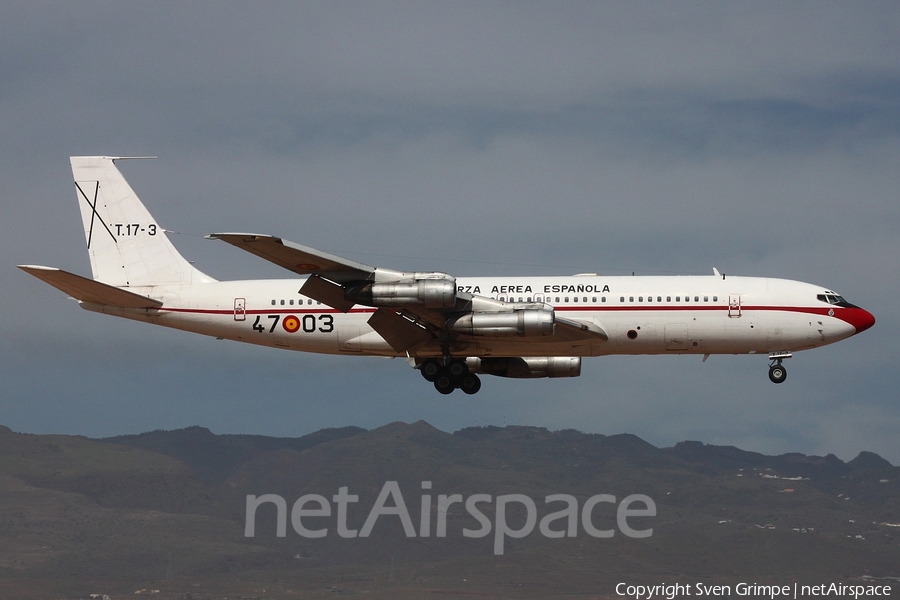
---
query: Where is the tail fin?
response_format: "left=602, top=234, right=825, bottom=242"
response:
left=71, top=156, right=215, bottom=287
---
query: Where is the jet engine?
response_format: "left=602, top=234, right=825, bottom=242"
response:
left=346, top=273, right=456, bottom=308
left=465, top=356, right=581, bottom=378
left=447, top=307, right=554, bottom=337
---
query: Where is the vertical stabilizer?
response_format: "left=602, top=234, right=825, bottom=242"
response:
left=70, top=156, right=215, bottom=287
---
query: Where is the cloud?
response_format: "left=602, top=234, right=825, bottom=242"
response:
left=1, top=2, right=898, bottom=464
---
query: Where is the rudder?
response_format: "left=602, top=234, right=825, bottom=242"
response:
left=71, top=156, right=215, bottom=287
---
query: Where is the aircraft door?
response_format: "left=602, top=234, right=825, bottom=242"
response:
left=234, top=298, right=246, bottom=321
left=728, top=295, right=742, bottom=318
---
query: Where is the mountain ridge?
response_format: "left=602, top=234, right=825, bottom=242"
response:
left=1, top=421, right=897, bottom=599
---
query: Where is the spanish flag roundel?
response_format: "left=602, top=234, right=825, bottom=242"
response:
left=282, top=315, right=301, bottom=333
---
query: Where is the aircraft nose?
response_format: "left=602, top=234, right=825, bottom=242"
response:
left=843, top=307, right=876, bottom=334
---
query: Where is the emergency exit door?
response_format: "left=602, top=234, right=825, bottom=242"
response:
left=234, top=298, right=246, bottom=321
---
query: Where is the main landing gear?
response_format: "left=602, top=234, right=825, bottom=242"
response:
left=767, top=352, right=792, bottom=384
left=419, top=358, right=482, bottom=395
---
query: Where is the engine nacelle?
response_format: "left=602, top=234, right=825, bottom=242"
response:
left=466, top=357, right=581, bottom=379
left=447, top=308, right=554, bottom=337
left=346, top=274, right=456, bottom=308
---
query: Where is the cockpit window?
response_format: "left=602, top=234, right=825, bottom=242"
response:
left=817, top=293, right=850, bottom=307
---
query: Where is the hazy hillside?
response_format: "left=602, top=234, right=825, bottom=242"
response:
left=0, top=422, right=897, bottom=599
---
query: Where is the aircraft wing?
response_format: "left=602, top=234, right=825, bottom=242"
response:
left=209, top=234, right=608, bottom=352
left=18, top=265, right=163, bottom=308
left=207, top=233, right=374, bottom=281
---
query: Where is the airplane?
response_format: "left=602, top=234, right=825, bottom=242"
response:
left=19, top=156, right=875, bottom=395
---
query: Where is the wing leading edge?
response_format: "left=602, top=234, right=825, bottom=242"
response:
left=207, top=233, right=374, bottom=280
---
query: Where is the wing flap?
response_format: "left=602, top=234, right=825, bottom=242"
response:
left=300, top=274, right=356, bottom=312
left=368, top=308, right=433, bottom=352
left=18, top=265, right=163, bottom=308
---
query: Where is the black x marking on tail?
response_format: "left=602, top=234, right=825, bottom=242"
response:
left=75, top=181, right=117, bottom=249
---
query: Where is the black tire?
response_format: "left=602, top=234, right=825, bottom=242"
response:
left=420, top=359, right=442, bottom=382
left=434, top=375, right=456, bottom=395
left=448, top=359, right=469, bottom=379
left=460, top=374, right=481, bottom=395
left=768, top=365, right=787, bottom=384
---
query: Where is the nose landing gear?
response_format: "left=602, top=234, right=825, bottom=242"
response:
left=767, top=352, right=792, bottom=384
left=419, top=358, right=482, bottom=395
left=768, top=363, right=787, bottom=384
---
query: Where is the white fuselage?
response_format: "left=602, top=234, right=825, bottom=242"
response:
left=22, top=157, right=874, bottom=393
left=82, top=274, right=864, bottom=359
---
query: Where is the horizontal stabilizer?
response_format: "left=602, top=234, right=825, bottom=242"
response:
left=18, top=265, right=162, bottom=308
left=208, top=233, right=374, bottom=281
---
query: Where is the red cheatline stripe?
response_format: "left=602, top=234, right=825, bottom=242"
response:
left=162, top=307, right=376, bottom=315
left=159, top=305, right=849, bottom=318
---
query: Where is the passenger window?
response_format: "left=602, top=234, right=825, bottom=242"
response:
left=602, top=297, right=607, bottom=303
left=583, top=297, right=587, bottom=303
left=694, top=296, right=699, bottom=302
left=629, top=296, right=634, bottom=302
left=676, top=296, right=681, bottom=302
left=289, top=299, right=294, bottom=305
left=638, top=296, right=643, bottom=302
left=667, top=296, right=671, bottom=302
left=565, top=297, right=569, bottom=303
left=657, top=296, right=662, bottom=302
left=555, top=297, right=560, bottom=303
left=573, top=297, right=579, bottom=303
left=713, top=296, right=718, bottom=302
left=280, top=299, right=285, bottom=306
left=704, top=296, right=708, bottom=302
left=620, top=296, right=625, bottom=302
left=271, top=299, right=276, bottom=306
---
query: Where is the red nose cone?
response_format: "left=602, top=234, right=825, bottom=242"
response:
left=844, top=307, right=876, bottom=334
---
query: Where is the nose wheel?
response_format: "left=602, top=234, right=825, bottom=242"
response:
left=419, top=358, right=482, bottom=394
left=768, top=364, right=787, bottom=384
left=767, top=352, right=791, bottom=384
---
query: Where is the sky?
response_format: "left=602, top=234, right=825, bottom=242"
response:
left=2, top=2, right=898, bottom=464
